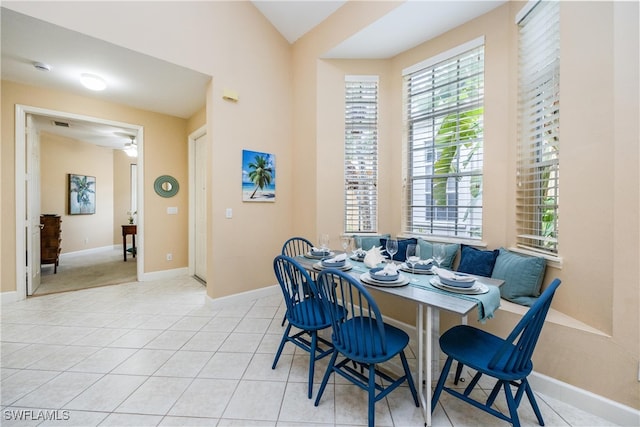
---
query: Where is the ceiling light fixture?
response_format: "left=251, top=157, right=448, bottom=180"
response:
left=124, top=135, right=138, bottom=157
left=80, top=73, right=107, bottom=91
left=33, top=62, right=51, bottom=72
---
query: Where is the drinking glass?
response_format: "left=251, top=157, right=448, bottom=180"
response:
left=385, top=239, right=398, bottom=263
left=405, top=243, right=420, bottom=280
left=319, top=234, right=330, bottom=252
left=433, top=243, right=446, bottom=268
left=340, top=236, right=352, bottom=254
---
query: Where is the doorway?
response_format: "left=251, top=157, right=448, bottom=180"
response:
left=189, top=125, right=207, bottom=283
left=15, top=104, right=144, bottom=300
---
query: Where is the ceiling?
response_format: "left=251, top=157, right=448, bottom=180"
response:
left=1, top=1, right=505, bottom=149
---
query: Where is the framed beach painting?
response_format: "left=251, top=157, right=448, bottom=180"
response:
left=68, top=173, right=96, bottom=214
left=242, top=149, right=275, bottom=202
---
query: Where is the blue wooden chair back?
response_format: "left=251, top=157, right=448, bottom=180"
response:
left=281, top=236, right=313, bottom=257
left=489, top=278, right=562, bottom=375
left=273, top=255, right=327, bottom=328
left=316, top=269, right=388, bottom=361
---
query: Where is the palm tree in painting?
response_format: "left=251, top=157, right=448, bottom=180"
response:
left=70, top=175, right=95, bottom=213
left=248, top=154, right=273, bottom=199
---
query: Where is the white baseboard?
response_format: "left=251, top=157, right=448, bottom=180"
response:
left=140, top=267, right=189, bottom=282
left=206, top=284, right=280, bottom=309
left=529, top=371, right=640, bottom=426
left=212, top=285, right=638, bottom=426
left=59, top=245, right=117, bottom=259
left=0, top=291, right=19, bottom=305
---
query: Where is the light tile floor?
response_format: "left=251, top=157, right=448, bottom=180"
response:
left=1, top=277, right=618, bottom=426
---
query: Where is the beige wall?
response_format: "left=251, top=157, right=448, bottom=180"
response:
left=1, top=80, right=190, bottom=289
left=1, top=0, right=637, bottom=411
left=40, top=133, right=116, bottom=253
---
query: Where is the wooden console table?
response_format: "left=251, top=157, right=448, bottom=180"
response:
left=121, top=224, right=137, bottom=261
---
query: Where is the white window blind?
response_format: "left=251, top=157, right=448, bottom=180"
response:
left=403, top=40, right=484, bottom=239
left=344, top=76, right=378, bottom=233
left=516, top=0, right=560, bottom=255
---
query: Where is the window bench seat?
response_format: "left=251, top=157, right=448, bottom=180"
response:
left=498, top=298, right=608, bottom=337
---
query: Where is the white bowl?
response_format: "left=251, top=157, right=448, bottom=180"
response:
left=369, top=267, right=399, bottom=282
left=438, top=273, right=475, bottom=288
left=322, top=259, right=346, bottom=268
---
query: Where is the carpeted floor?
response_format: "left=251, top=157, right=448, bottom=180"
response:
left=35, top=247, right=137, bottom=296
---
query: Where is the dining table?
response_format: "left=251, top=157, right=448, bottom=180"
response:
left=294, top=251, right=503, bottom=427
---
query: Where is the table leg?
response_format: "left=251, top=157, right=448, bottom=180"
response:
left=453, top=314, right=468, bottom=384
left=123, top=235, right=127, bottom=261
left=132, top=234, right=136, bottom=258
left=417, top=304, right=432, bottom=427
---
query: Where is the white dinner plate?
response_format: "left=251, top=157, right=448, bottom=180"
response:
left=313, top=262, right=352, bottom=272
left=360, top=273, right=409, bottom=287
left=430, top=277, right=489, bottom=295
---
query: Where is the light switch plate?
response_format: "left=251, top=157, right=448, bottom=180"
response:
left=167, top=207, right=178, bottom=214
left=225, top=208, right=233, bottom=219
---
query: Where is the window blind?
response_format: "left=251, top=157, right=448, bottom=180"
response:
left=516, top=0, right=560, bottom=255
left=403, top=40, right=484, bottom=239
left=344, top=76, right=378, bottom=233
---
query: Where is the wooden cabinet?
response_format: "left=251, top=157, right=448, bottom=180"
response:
left=40, top=214, right=62, bottom=273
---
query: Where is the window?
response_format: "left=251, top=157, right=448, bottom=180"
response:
left=403, top=38, right=484, bottom=239
left=516, top=0, right=560, bottom=255
left=344, top=76, right=378, bottom=233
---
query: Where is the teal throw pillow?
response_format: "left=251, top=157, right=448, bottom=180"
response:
left=416, top=238, right=459, bottom=269
left=380, top=238, right=417, bottom=262
left=353, top=234, right=390, bottom=251
left=457, top=245, right=499, bottom=277
left=491, top=248, right=547, bottom=307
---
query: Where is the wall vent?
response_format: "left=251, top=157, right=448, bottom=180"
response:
left=52, top=120, right=70, bottom=127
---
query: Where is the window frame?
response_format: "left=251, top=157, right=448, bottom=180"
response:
left=402, top=37, right=485, bottom=240
left=515, top=0, right=560, bottom=257
left=344, top=75, right=379, bottom=234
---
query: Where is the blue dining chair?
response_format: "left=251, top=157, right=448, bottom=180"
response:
left=314, top=269, right=419, bottom=427
left=272, top=255, right=334, bottom=399
left=282, top=236, right=314, bottom=258
left=431, top=278, right=562, bottom=427
left=280, top=237, right=316, bottom=326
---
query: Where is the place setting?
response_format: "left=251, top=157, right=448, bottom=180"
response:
left=312, top=253, right=353, bottom=271
left=429, top=267, right=489, bottom=295
left=360, top=263, right=409, bottom=287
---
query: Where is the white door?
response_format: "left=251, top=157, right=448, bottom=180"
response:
left=26, top=114, right=41, bottom=295
left=194, top=132, right=208, bottom=282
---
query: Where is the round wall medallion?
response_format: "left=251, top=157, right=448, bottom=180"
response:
left=154, top=175, right=179, bottom=198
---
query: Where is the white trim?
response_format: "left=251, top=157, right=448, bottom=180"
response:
left=345, top=75, right=379, bottom=83
left=140, top=268, right=188, bottom=282
left=0, top=291, right=19, bottom=305
left=206, top=285, right=281, bottom=309
left=529, top=372, right=640, bottom=427
left=188, top=125, right=207, bottom=279
left=515, top=0, right=540, bottom=24
left=14, top=105, right=144, bottom=301
left=59, top=245, right=118, bottom=259
left=402, top=36, right=484, bottom=76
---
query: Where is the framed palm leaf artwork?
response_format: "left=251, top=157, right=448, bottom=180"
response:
left=68, top=173, right=96, bottom=214
left=242, top=149, right=275, bottom=202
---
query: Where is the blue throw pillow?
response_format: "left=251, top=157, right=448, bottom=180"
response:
left=416, top=238, right=460, bottom=269
left=353, top=234, right=390, bottom=251
left=380, top=238, right=417, bottom=262
left=457, top=245, right=499, bottom=277
left=491, top=248, right=547, bottom=306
